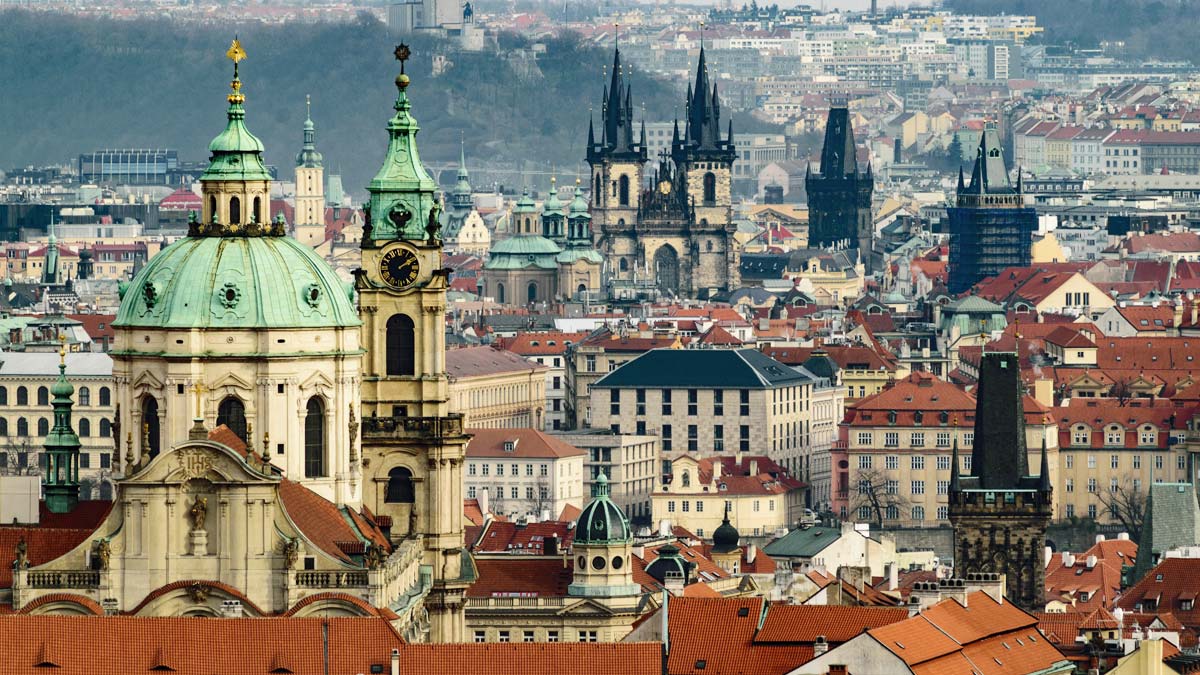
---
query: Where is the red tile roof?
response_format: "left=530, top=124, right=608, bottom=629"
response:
left=496, top=331, right=591, bottom=356
left=399, top=642, right=664, bottom=675
left=468, top=556, right=573, bottom=597
left=278, top=479, right=390, bottom=565
left=1119, top=558, right=1200, bottom=629
left=446, top=345, right=548, bottom=377
left=755, top=605, right=910, bottom=643
left=466, top=428, right=586, bottom=459
left=697, top=324, right=744, bottom=346
left=0, top=615, right=407, bottom=674
left=0, top=526, right=97, bottom=588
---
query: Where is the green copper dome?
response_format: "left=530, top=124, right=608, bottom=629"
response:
left=513, top=189, right=537, bottom=214
left=202, top=76, right=272, bottom=182
left=575, top=473, right=630, bottom=545
left=644, top=544, right=694, bottom=584
left=542, top=183, right=565, bottom=217
left=568, top=185, right=591, bottom=219
left=114, top=236, right=359, bottom=330
left=556, top=248, right=603, bottom=265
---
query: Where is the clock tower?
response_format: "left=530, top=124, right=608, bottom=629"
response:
left=355, top=44, right=469, bottom=643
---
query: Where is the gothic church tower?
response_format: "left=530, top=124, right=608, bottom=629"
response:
left=355, top=46, right=469, bottom=642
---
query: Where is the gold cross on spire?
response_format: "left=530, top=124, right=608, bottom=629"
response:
left=191, top=381, right=206, bottom=417
left=226, top=37, right=246, bottom=65
left=394, top=43, right=411, bottom=73
left=226, top=37, right=246, bottom=103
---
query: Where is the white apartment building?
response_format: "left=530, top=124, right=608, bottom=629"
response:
left=551, top=429, right=660, bottom=523
left=464, top=428, right=586, bottom=522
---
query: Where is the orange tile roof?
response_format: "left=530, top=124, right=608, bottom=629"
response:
left=496, top=331, right=591, bottom=356
left=278, top=479, right=390, bottom=564
left=399, top=642, right=664, bottom=675
left=0, top=526, right=97, bottom=588
left=466, top=428, right=586, bottom=459
left=468, top=556, right=573, bottom=597
left=1119, top=558, right=1200, bottom=629
left=756, top=605, right=909, bottom=643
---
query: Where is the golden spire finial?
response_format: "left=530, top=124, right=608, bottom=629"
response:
left=393, top=43, right=412, bottom=89
left=57, top=333, right=66, bottom=365
left=226, top=37, right=247, bottom=103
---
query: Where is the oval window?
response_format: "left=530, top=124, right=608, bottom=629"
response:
left=577, top=555, right=586, bottom=570
left=611, top=556, right=624, bottom=570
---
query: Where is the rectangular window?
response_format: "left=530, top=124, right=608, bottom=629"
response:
left=937, top=455, right=950, bottom=471
left=1088, top=478, right=1097, bottom=493
left=857, top=431, right=873, bottom=446
left=662, top=389, right=672, bottom=415
left=911, top=432, right=925, bottom=448
left=474, top=631, right=486, bottom=643
left=753, top=500, right=761, bottom=512
left=884, top=432, right=899, bottom=448
left=937, top=480, right=949, bottom=495
left=1179, top=455, right=1187, bottom=471
left=100, top=452, right=111, bottom=469
left=668, top=501, right=676, bottom=513
left=682, top=500, right=690, bottom=512
left=886, top=480, right=899, bottom=495
left=1066, top=478, right=1074, bottom=492
left=468, top=463, right=477, bottom=476
left=636, top=421, right=646, bottom=435
left=1140, top=429, right=1157, bottom=446
left=511, top=486, right=519, bottom=499
left=547, top=631, right=559, bottom=643
left=1087, top=455, right=1096, bottom=469
left=79, top=452, right=91, bottom=469
left=586, top=355, right=596, bottom=372
left=1156, top=455, right=1164, bottom=470
left=687, top=389, right=698, bottom=416
left=498, top=631, right=510, bottom=643
left=526, top=464, right=534, bottom=476
left=1088, top=504, right=1097, bottom=519
left=540, top=464, right=548, bottom=476
left=911, top=456, right=925, bottom=470
left=526, top=486, right=534, bottom=499
left=714, top=390, right=724, bottom=416
left=578, top=631, right=597, bottom=642
left=523, top=631, right=535, bottom=643
left=859, top=455, right=873, bottom=469
left=885, top=455, right=898, bottom=470
left=1133, top=455, right=1141, bottom=469
left=1111, top=454, right=1120, bottom=469
left=496, top=463, right=504, bottom=476
left=936, top=431, right=951, bottom=448
left=687, top=425, right=698, bottom=452
left=1066, top=504, right=1075, bottom=518
left=482, top=464, right=489, bottom=476
left=1065, top=454, right=1074, bottom=469
left=696, top=500, right=704, bottom=512
left=911, top=480, right=925, bottom=495
left=740, top=425, right=750, bottom=452
left=740, top=390, right=750, bottom=416
left=963, top=433, right=974, bottom=447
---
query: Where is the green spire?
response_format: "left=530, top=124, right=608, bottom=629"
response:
left=44, top=338, right=81, bottom=514
left=365, top=44, right=438, bottom=242
left=201, top=39, right=272, bottom=182
left=42, top=216, right=60, bottom=285
left=296, top=94, right=323, bottom=169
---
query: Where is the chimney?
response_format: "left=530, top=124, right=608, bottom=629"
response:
left=478, top=487, right=489, bottom=517
left=747, top=544, right=757, bottom=564
left=1063, top=552, right=1076, bottom=567
left=1118, top=532, right=1130, bottom=541
left=1095, top=534, right=1106, bottom=544
left=391, top=648, right=400, bottom=675
left=759, top=317, right=770, bottom=331
left=814, top=636, right=829, bottom=657
left=1086, top=555, right=1097, bottom=569
left=750, top=459, right=759, bottom=476
left=888, top=562, right=899, bottom=591
left=220, top=600, right=244, bottom=618
left=1044, top=546, right=1053, bottom=567
left=713, top=461, right=723, bottom=480
left=633, top=544, right=645, bottom=558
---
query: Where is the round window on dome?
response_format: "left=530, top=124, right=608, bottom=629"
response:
left=592, top=556, right=606, bottom=571
left=611, top=556, right=624, bottom=570
left=577, top=555, right=586, bottom=570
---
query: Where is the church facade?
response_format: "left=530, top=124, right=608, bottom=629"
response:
left=587, top=47, right=740, bottom=300
left=7, top=42, right=468, bottom=643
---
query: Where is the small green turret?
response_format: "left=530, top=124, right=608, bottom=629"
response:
left=44, top=337, right=82, bottom=514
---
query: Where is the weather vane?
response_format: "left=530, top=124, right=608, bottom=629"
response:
left=394, top=43, right=411, bottom=74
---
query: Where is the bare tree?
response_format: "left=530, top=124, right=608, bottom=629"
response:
left=1097, top=480, right=1146, bottom=543
left=850, top=468, right=913, bottom=529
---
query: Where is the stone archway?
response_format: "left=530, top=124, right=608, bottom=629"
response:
left=653, top=245, right=680, bottom=296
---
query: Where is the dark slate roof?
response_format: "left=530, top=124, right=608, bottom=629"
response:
left=593, top=348, right=813, bottom=389
left=762, top=526, right=841, bottom=558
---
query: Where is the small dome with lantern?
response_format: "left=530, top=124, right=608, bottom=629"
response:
left=575, top=473, right=630, bottom=545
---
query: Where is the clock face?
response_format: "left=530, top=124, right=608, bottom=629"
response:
left=379, top=247, right=420, bottom=289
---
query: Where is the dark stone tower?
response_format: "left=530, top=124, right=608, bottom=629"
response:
left=805, top=102, right=873, bottom=269
left=947, top=122, right=1036, bottom=294
left=948, top=351, right=1052, bottom=611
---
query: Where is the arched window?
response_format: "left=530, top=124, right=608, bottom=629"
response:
left=577, top=283, right=587, bottom=296
left=703, top=172, right=717, bottom=204
left=619, top=258, right=629, bottom=273
left=16, top=387, right=27, bottom=406
left=496, top=283, right=506, bottom=304
left=386, top=467, right=416, bottom=503
left=99, top=387, right=111, bottom=406
left=386, top=314, right=416, bottom=376
left=141, top=395, right=161, bottom=458
left=208, top=195, right=217, bottom=222
left=912, top=506, right=925, bottom=522
left=527, top=282, right=538, bottom=304
left=0, top=418, right=6, bottom=435
left=100, top=418, right=111, bottom=437
left=37, top=387, right=49, bottom=406
left=594, top=174, right=601, bottom=204
left=78, top=418, right=91, bottom=437
left=217, top=396, right=248, bottom=442
left=0, top=386, right=7, bottom=405
left=17, top=418, right=28, bottom=436
left=78, top=386, right=90, bottom=407
left=253, top=196, right=262, bottom=223
left=304, top=397, right=326, bottom=478
left=618, top=175, right=630, bottom=206
left=229, top=196, right=242, bottom=225
left=37, top=418, right=48, bottom=436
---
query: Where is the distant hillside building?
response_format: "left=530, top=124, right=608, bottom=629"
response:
left=947, top=122, right=1036, bottom=294
left=805, top=104, right=874, bottom=269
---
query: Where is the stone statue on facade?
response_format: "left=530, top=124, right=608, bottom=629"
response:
left=189, top=496, right=208, bottom=532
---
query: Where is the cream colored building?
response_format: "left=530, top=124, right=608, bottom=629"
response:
left=465, top=428, right=586, bottom=521
left=563, top=328, right=683, bottom=429
left=553, top=429, right=660, bottom=523
left=653, top=453, right=802, bottom=539
left=293, top=96, right=326, bottom=247
left=447, top=346, right=548, bottom=429
left=0, top=353, right=116, bottom=496
left=451, top=211, right=490, bottom=257
left=837, top=371, right=1058, bottom=526
left=590, top=348, right=814, bottom=466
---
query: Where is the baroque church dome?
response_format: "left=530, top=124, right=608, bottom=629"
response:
left=115, top=236, right=359, bottom=329
left=575, top=473, right=630, bottom=544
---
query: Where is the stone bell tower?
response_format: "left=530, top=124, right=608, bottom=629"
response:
left=354, top=44, right=469, bottom=643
